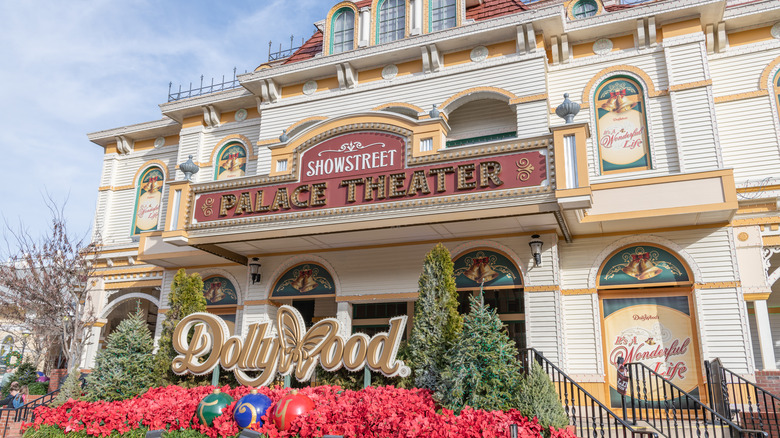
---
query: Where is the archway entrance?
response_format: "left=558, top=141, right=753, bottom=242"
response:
left=596, top=244, right=702, bottom=409
left=452, top=248, right=525, bottom=350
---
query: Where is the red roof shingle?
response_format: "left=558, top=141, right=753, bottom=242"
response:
left=466, top=0, right=528, bottom=21
left=284, top=30, right=324, bottom=65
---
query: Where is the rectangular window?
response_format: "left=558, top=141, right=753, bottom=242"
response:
left=276, top=159, right=288, bottom=172
left=430, top=0, right=456, bottom=32
left=564, top=134, right=578, bottom=189
left=420, top=137, right=433, bottom=152
left=353, top=302, right=407, bottom=319
left=379, top=0, right=406, bottom=44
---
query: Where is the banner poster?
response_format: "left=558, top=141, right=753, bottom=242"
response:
left=133, top=167, right=164, bottom=234
left=595, top=77, right=651, bottom=173
left=602, top=296, right=699, bottom=408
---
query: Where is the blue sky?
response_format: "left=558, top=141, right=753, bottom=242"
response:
left=0, top=0, right=334, bottom=249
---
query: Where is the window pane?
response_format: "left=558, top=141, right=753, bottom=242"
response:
left=483, top=288, right=523, bottom=314
left=431, top=0, right=456, bottom=32
left=332, top=9, right=354, bottom=54
left=379, top=0, right=405, bottom=44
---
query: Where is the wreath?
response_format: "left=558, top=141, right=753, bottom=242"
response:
left=3, top=351, right=21, bottom=367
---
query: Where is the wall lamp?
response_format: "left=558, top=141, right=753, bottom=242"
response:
left=249, top=258, right=262, bottom=284
left=529, top=234, right=543, bottom=267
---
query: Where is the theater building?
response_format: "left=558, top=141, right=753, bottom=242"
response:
left=85, top=0, right=780, bottom=407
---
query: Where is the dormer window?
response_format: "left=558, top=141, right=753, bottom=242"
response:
left=331, top=7, right=355, bottom=54
left=572, top=0, right=598, bottom=18
left=430, top=0, right=456, bottom=32
left=377, top=0, right=406, bottom=44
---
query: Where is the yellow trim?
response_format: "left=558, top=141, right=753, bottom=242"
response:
left=336, top=292, right=419, bottom=302
left=562, top=288, right=597, bottom=295
left=440, top=87, right=519, bottom=113
left=525, top=286, right=558, bottom=292
left=714, top=89, right=769, bottom=104
left=90, top=321, right=106, bottom=328
left=244, top=299, right=283, bottom=307
left=729, top=26, right=774, bottom=48
left=556, top=187, right=592, bottom=198
left=764, top=235, right=780, bottom=246
left=281, top=83, right=305, bottom=99
left=761, top=55, right=780, bottom=92
left=669, top=79, right=712, bottom=92
left=592, top=169, right=733, bottom=190
left=737, top=203, right=777, bottom=215
left=104, top=279, right=163, bottom=289
left=732, top=216, right=780, bottom=226
left=661, top=18, right=702, bottom=39
left=99, top=266, right=162, bottom=275
left=486, top=40, right=516, bottom=59
left=694, top=281, right=740, bottom=289
left=509, top=93, right=548, bottom=105
left=182, top=115, right=204, bottom=129
left=164, top=180, right=191, bottom=232
left=580, top=65, right=662, bottom=111
left=744, top=293, right=771, bottom=301
left=324, top=2, right=359, bottom=55
left=552, top=124, right=590, bottom=190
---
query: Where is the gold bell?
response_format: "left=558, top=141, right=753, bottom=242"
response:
left=464, top=258, right=485, bottom=282
left=290, top=273, right=305, bottom=291
left=637, top=255, right=662, bottom=281
left=615, top=94, right=636, bottom=113
left=622, top=255, right=642, bottom=278
left=601, top=96, right=618, bottom=112
left=478, top=264, right=499, bottom=283
left=300, top=274, right=319, bottom=293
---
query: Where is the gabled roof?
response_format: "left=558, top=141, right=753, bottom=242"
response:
left=466, top=0, right=529, bottom=21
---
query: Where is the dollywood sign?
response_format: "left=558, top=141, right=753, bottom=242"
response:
left=171, top=305, right=410, bottom=386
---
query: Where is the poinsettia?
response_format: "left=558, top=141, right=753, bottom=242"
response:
left=22, top=384, right=575, bottom=438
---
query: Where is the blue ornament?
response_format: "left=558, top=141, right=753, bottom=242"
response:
left=233, top=389, right=273, bottom=429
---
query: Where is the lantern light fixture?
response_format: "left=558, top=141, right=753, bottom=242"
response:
left=249, top=258, right=262, bottom=284
left=529, top=234, right=543, bottom=267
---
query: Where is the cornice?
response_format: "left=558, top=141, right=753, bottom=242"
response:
left=87, top=118, right=181, bottom=147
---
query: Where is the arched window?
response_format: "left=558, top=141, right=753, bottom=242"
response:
left=430, top=0, right=456, bottom=32
left=572, top=0, right=598, bottom=18
left=377, top=0, right=406, bottom=44
left=132, top=166, right=164, bottom=235
left=214, top=142, right=247, bottom=180
left=453, top=249, right=525, bottom=349
left=331, top=8, right=355, bottom=54
left=594, top=76, right=651, bottom=174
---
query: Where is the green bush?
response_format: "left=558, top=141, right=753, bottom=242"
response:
left=1, top=361, right=39, bottom=396
left=516, top=363, right=570, bottom=430
left=27, top=381, right=48, bottom=395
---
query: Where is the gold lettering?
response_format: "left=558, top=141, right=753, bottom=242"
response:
left=340, top=178, right=364, bottom=203
left=291, top=184, right=310, bottom=208
left=367, top=317, right=407, bottom=375
left=219, top=337, right=242, bottom=369
left=389, top=173, right=407, bottom=198
left=457, top=164, right=476, bottom=190
left=219, top=194, right=237, bottom=216
left=310, top=182, right=328, bottom=206
left=479, top=161, right=503, bottom=188
left=343, top=334, right=369, bottom=370
left=255, top=191, right=270, bottom=212
left=171, top=313, right=225, bottom=375
left=236, top=324, right=259, bottom=369
left=428, top=167, right=454, bottom=192
left=234, top=192, right=253, bottom=215
left=364, top=176, right=386, bottom=201
left=406, top=170, right=431, bottom=196
left=269, top=188, right=291, bottom=211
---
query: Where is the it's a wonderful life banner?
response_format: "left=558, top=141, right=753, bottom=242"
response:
left=171, top=305, right=410, bottom=386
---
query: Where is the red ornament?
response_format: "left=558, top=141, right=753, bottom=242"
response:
left=272, top=390, right=315, bottom=431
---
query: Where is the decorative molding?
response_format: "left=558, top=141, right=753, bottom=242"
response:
left=694, top=281, right=741, bottom=289
left=668, top=79, right=713, bottom=92
left=525, top=285, right=559, bottom=292
left=763, top=246, right=780, bottom=286
left=713, top=89, right=769, bottom=103
left=561, top=288, right=597, bottom=295
left=509, top=93, right=548, bottom=105
left=744, top=293, right=771, bottom=301
left=440, top=86, right=520, bottom=114
left=371, top=102, right=425, bottom=114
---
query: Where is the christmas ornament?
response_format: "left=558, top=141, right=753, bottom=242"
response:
left=233, top=389, right=273, bottom=429
left=272, top=390, right=314, bottom=431
left=197, top=389, right=234, bottom=427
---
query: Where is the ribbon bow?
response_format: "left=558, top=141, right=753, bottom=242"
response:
left=610, top=89, right=627, bottom=98
left=299, top=269, right=312, bottom=279
left=473, top=257, right=489, bottom=267
left=631, top=252, right=650, bottom=261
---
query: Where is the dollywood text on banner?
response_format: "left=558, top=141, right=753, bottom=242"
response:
left=171, top=306, right=410, bottom=386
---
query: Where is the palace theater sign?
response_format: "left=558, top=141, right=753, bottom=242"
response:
left=193, top=131, right=548, bottom=224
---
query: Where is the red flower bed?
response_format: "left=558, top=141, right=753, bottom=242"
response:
left=25, top=385, right=575, bottom=438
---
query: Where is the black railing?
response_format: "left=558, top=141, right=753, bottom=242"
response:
left=268, top=36, right=304, bottom=61
left=520, top=348, right=657, bottom=438
left=705, top=359, right=780, bottom=435
left=0, top=389, right=60, bottom=438
left=627, top=362, right=767, bottom=437
left=167, top=68, right=246, bottom=102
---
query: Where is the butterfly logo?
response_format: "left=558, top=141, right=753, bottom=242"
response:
left=276, top=306, right=339, bottom=381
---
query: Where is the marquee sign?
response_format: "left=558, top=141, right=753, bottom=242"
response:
left=192, top=131, right=547, bottom=224
left=171, top=305, right=410, bottom=387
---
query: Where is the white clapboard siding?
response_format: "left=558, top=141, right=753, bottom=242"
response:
left=666, top=42, right=707, bottom=84
left=526, top=291, right=561, bottom=365
left=697, top=287, right=751, bottom=372
left=672, top=87, right=720, bottom=172
left=177, top=128, right=205, bottom=182
left=447, top=99, right=517, bottom=140
left=716, top=97, right=780, bottom=181
left=258, top=59, right=547, bottom=140
left=517, top=100, right=550, bottom=138
left=709, top=46, right=780, bottom=97
left=562, top=294, right=600, bottom=374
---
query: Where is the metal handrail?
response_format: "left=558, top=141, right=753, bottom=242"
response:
left=627, top=362, right=767, bottom=438
left=520, top=348, right=658, bottom=438
left=0, top=388, right=60, bottom=438
left=705, top=359, right=780, bottom=434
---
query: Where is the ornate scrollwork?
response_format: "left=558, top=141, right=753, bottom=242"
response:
left=201, top=197, right=215, bottom=217
left=516, top=158, right=534, bottom=181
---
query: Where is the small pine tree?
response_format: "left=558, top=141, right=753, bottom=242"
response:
left=407, top=243, right=462, bottom=391
left=86, top=307, right=156, bottom=401
left=436, top=291, right=524, bottom=413
left=51, top=363, right=83, bottom=407
left=154, top=269, right=206, bottom=384
left=517, top=363, right=570, bottom=430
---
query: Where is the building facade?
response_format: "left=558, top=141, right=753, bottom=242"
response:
left=85, top=0, right=780, bottom=407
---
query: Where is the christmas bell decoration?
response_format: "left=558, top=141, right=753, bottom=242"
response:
left=622, top=254, right=643, bottom=278
left=464, top=257, right=498, bottom=283
left=614, top=90, right=636, bottom=113
left=197, top=388, right=234, bottom=427
left=272, top=390, right=315, bottom=431
left=291, top=270, right=317, bottom=293
left=601, top=94, right=618, bottom=112
left=233, top=389, right=273, bottom=429
left=637, top=253, right=663, bottom=280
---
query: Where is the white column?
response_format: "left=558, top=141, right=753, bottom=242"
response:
left=412, top=0, right=423, bottom=35
left=755, top=300, right=777, bottom=370
left=82, top=324, right=104, bottom=369
left=337, top=302, right=352, bottom=338
left=359, top=7, right=370, bottom=46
